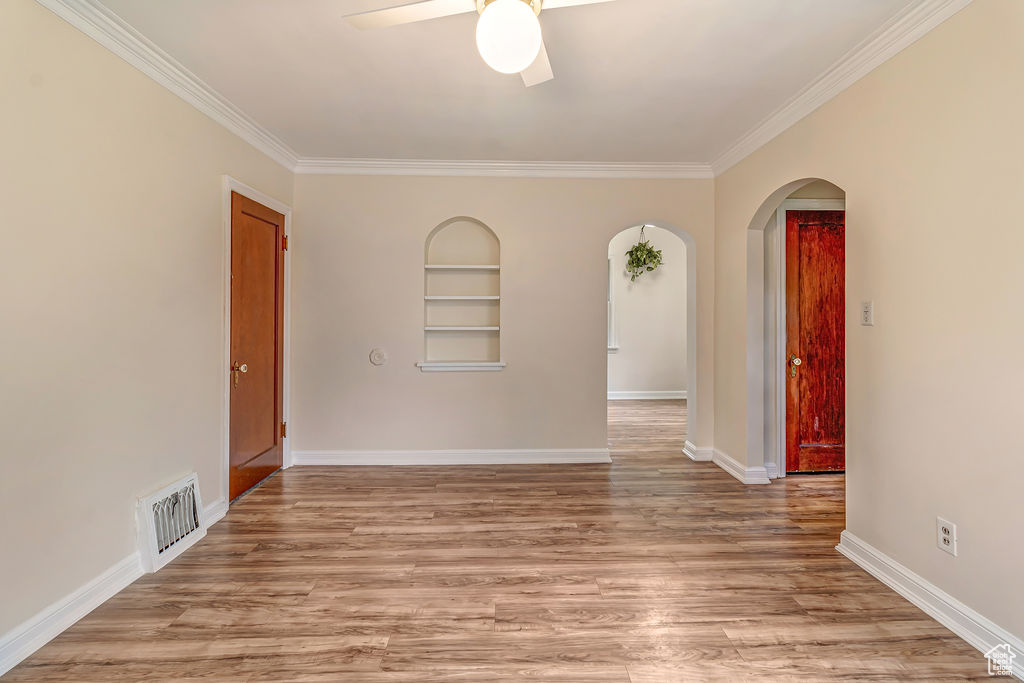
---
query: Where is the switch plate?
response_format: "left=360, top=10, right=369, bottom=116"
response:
left=860, top=301, right=874, bottom=326
left=937, top=517, right=957, bottom=556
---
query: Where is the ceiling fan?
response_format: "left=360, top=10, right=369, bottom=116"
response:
left=344, top=0, right=616, bottom=86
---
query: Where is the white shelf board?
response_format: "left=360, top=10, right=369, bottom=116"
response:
left=417, top=361, right=507, bottom=372
left=424, top=265, right=500, bottom=270
left=425, top=296, right=500, bottom=301
left=424, top=326, right=499, bottom=331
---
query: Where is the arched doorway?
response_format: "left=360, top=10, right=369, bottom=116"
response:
left=606, top=222, right=698, bottom=453
left=746, top=179, right=847, bottom=478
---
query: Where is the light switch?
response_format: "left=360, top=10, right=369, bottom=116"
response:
left=860, top=301, right=874, bottom=326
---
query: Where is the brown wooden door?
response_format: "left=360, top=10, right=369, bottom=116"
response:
left=230, top=192, right=285, bottom=500
left=785, top=210, right=845, bottom=473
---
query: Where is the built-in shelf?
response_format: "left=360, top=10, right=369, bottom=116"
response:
left=417, top=361, right=507, bottom=372
left=424, top=219, right=501, bottom=366
left=425, top=295, right=500, bottom=301
left=424, top=264, right=500, bottom=271
left=425, top=326, right=499, bottom=332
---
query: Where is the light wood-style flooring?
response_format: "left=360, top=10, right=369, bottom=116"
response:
left=5, top=401, right=991, bottom=680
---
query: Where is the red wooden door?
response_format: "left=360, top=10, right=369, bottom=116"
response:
left=785, top=210, right=845, bottom=473
left=229, top=192, right=285, bottom=500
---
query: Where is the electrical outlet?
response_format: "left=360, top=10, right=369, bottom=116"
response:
left=937, top=517, right=957, bottom=556
left=860, top=301, right=874, bottom=326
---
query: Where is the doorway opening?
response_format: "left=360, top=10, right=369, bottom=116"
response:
left=747, top=180, right=846, bottom=478
left=606, top=223, right=695, bottom=453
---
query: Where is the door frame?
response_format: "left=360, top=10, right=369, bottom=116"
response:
left=764, top=198, right=845, bottom=479
left=221, top=176, right=292, bottom=506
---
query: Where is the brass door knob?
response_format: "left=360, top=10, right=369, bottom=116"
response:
left=231, top=361, right=248, bottom=387
left=788, top=354, right=802, bottom=378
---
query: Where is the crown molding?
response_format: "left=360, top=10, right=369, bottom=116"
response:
left=293, top=158, right=714, bottom=179
left=35, top=0, right=300, bottom=170
left=710, top=0, right=973, bottom=175
left=38, top=0, right=970, bottom=180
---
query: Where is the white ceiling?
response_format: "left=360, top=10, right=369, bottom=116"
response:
left=98, top=0, right=914, bottom=163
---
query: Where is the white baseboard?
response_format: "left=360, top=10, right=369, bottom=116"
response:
left=712, top=448, right=771, bottom=484
left=608, top=390, right=687, bottom=400
left=203, top=498, right=228, bottom=526
left=764, top=461, right=780, bottom=479
left=0, top=553, right=143, bottom=677
left=837, top=530, right=1023, bottom=680
left=0, top=496, right=231, bottom=677
left=683, top=440, right=713, bottom=462
left=292, top=448, right=611, bottom=466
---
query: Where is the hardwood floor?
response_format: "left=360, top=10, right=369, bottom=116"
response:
left=5, top=400, right=991, bottom=681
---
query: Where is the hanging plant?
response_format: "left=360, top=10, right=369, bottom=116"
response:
left=625, top=226, right=663, bottom=281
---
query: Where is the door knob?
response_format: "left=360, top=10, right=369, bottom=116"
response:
left=788, top=354, right=802, bottom=378
left=231, top=361, right=248, bottom=388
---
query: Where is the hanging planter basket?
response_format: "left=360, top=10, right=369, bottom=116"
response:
left=625, top=226, right=663, bottom=281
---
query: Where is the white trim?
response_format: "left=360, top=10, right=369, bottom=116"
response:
left=39, top=0, right=969, bottom=179
left=0, top=498, right=229, bottom=677
left=425, top=326, right=499, bottom=331
left=294, top=158, right=714, bottom=179
left=36, top=0, right=299, bottom=170
left=837, top=530, right=1024, bottom=680
left=292, top=449, right=611, bottom=466
left=203, top=498, right=229, bottom=527
left=424, top=264, right=500, bottom=270
left=683, top=441, right=713, bottom=462
left=607, top=390, right=687, bottom=400
left=416, top=361, right=507, bottom=372
left=712, top=448, right=771, bottom=485
left=607, top=257, right=618, bottom=351
left=221, top=177, right=294, bottom=505
left=0, top=553, right=143, bottom=677
left=710, top=0, right=973, bottom=174
left=776, top=199, right=846, bottom=211
left=763, top=199, right=846, bottom=479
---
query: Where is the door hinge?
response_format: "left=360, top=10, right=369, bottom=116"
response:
left=280, top=421, right=288, bottom=438
left=281, top=234, right=289, bottom=251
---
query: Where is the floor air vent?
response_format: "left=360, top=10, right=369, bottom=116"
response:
left=137, top=473, right=207, bottom=573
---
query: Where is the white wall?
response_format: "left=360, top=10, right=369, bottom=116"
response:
left=714, top=0, right=1023, bottom=639
left=291, top=175, right=714, bottom=454
left=607, top=225, right=687, bottom=396
left=0, top=0, right=293, bottom=636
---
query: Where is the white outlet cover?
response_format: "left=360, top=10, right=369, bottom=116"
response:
left=860, top=301, right=874, bottom=326
left=936, top=516, right=957, bottom=556
left=369, top=348, right=388, bottom=366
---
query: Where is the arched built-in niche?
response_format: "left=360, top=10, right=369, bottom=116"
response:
left=417, top=217, right=505, bottom=372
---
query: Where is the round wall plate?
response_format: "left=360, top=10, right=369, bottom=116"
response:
left=369, top=348, right=388, bottom=366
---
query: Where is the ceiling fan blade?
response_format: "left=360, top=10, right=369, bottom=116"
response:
left=540, top=0, right=615, bottom=10
left=344, top=0, right=475, bottom=30
left=521, top=40, right=553, bottom=87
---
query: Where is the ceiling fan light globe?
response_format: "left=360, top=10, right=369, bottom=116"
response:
left=476, top=0, right=542, bottom=74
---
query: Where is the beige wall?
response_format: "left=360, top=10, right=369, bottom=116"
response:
left=0, top=0, right=293, bottom=634
left=8, top=0, right=1020, bottom=657
left=607, top=226, right=687, bottom=394
left=714, top=0, right=1023, bottom=638
left=292, top=175, right=714, bottom=452
left=786, top=179, right=845, bottom=200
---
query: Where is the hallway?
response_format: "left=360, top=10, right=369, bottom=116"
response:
left=5, top=402, right=988, bottom=681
